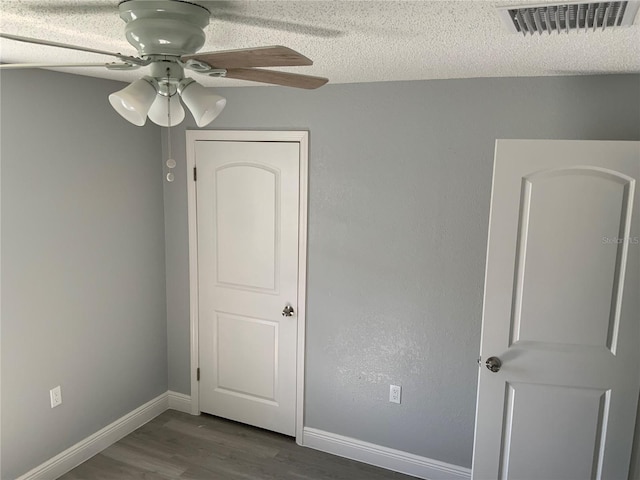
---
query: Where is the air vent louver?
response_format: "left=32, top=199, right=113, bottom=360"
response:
left=497, top=1, right=640, bottom=35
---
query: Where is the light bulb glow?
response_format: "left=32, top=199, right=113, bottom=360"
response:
left=122, top=101, right=137, bottom=112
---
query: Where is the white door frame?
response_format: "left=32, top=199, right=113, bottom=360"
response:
left=186, top=130, right=309, bottom=443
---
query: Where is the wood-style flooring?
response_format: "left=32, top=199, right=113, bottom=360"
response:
left=60, top=409, right=415, bottom=480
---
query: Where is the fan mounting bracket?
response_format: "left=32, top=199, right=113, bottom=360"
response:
left=207, top=69, right=227, bottom=78
left=183, top=58, right=214, bottom=72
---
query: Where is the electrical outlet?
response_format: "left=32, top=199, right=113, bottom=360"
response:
left=389, top=384, right=401, bottom=404
left=50, top=386, right=62, bottom=408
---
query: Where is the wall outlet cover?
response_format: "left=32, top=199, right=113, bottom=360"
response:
left=389, top=384, right=401, bottom=404
left=50, top=385, right=62, bottom=408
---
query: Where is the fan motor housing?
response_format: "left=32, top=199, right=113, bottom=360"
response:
left=118, top=0, right=210, bottom=56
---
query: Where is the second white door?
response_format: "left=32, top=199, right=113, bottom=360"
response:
left=473, top=140, right=639, bottom=479
left=196, top=140, right=300, bottom=436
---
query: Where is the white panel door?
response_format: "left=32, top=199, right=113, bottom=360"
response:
left=473, top=140, right=640, bottom=480
left=196, top=140, right=300, bottom=436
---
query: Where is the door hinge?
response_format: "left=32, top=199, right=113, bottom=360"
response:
left=196, top=367, right=200, bottom=381
left=193, top=167, right=197, bottom=181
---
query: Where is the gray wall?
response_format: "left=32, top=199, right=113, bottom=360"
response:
left=1, top=69, right=167, bottom=479
left=632, top=399, right=640, bottom=479
left=164, top=74, right=640, bottom=469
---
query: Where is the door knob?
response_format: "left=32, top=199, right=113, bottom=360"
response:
left=485, top=356, right=502, bottom=373
left=282, top=305, right=294, bottom=317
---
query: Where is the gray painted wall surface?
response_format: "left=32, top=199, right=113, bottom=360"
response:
left=164, top=74, right=640, bottom=469
left=1, top=69, right=167, bottom=479
left=632, top=399, right=640, bottom=479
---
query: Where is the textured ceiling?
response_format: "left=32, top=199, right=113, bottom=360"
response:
left=1, top=0, right=639, bottom=88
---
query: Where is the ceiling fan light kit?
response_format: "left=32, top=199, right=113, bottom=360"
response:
left=0, top=0, right=328, bottom=128
left=148, top=93, right=186, bottom=128
left=108, top=76, right=158, bottom=126
left=109, top=71, right=226, bottom=127
left=178, top=78, right=227, bottom=128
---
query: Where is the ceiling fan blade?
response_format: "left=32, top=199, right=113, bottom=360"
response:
left=213, top=12, right=344, bottom=38
left=0, top=33, right=148, bottom=66
left=224, top=68, right=328, bottom=89
left=182, top=46, right=312, bottom=69
left=0, top=62, right=139, bottom=70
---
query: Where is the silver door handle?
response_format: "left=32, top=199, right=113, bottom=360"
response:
left=485, top=356, right=502, bottom=373
left=282, top=305, right=294, bottom=317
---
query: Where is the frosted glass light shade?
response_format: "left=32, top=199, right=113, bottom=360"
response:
left=108, top=77, right=157, bottom=126
left=148, top=94, right=185, bottom=127
left=179, top=79, right=226, bottom=127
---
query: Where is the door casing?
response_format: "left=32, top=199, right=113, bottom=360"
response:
left=186, top=130, right=309, bottom=443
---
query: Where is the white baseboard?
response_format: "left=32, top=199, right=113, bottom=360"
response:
left=167, top=390, right=192, bottom=413
left=302, top=427, right=471, bottom=480
left=15, top=392, right=468, bottom=480
left=16, top=392, right=169, bottom=480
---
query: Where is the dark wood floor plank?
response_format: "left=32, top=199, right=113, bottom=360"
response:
left=62, top=452, right=171, bottom=480
left=60, top=411, right=416, bottom=480
left=163, top=419, right=281, bottom=459
left=99, top=443, right=188, bottom=478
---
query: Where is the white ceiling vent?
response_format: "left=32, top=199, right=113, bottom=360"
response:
left=497, top=1, right=640, bottom=35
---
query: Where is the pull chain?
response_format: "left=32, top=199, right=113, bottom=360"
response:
left=166, top=67, right=176, bottom=182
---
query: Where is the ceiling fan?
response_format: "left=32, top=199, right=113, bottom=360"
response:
left=0, top=0, right=329, bottom=127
